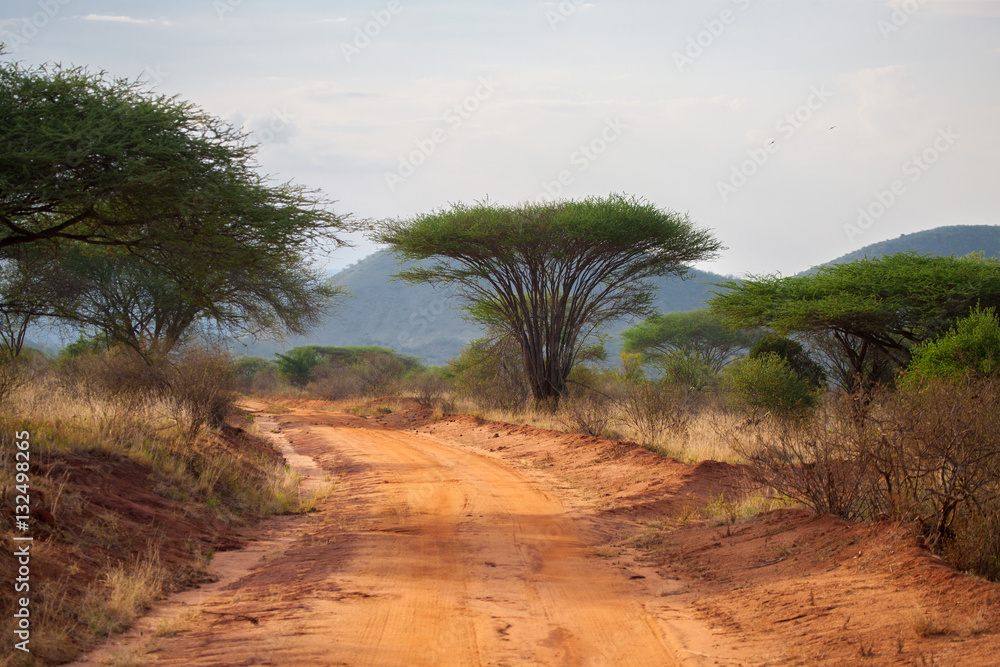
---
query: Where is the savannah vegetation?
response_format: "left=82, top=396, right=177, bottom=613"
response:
left=3, top=45, right=1000, bottom=665
left=0, top=52, right=350, bottom=665
left=242, top=253, right=1000, bottom=585
left=373, top=195, right=723, bottom=407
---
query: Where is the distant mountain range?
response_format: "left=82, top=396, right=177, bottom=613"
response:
left=239, top=252, right=729, bottom=365
left=823, top=225, right=1000, bottom=266
left=233, top=224, right=1000, bottom=366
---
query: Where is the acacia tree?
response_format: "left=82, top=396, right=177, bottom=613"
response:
left=0, top=244, right=72, bottom=358
left=621, top=309, right=759, bottom=373
left=47, top=244, right=341, bottom=358
left=0, top=55, right=351, bottom=351
left=709, top=252, right=1000, bottom=391
left=376, top=195, right=722, bottom=407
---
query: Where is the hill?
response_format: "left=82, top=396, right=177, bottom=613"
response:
left=224, top=224, right=1000, bottom=366
left=825, top=225, right=1000, bottom=266
left=245, top=250, right=729, bottom=365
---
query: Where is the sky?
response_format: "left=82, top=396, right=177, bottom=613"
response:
left=3, top=0, right=999, bottom=277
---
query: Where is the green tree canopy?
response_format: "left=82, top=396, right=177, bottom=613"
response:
left=376, top=195, right=723, bottom=406
left=709, top=253, right=1000, bottom=391
left=45, top=244, right=341, bottom=358
left=0, top=56, right=351, bottom=353
left=0, top=58, right=345, bottom=257
left=274, top=347, right=322, bottom=388
left=621, top=309, right=758, bottom=373
left=749, top=334, right=826, bottom=388
left=905, top=307, right=1000, bottom=384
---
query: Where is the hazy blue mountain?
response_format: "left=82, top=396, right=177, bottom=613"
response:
left=258, top=223, right=1000, bottom=365
left=825, top=225, right=1000, bottom=266
left=41, top=224, right=1000, bottom=364
left=262, top=249, right=729, bottom=365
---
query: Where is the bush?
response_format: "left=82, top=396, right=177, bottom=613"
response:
left=274, top=347, right=322, bottom=388
left=727, top=396, right=875, bottom=520
left=563, top=388, right=617, bottom=437
left=732, top=376, right=1000, bottom=580
left=449, top=336, right=529, bottom=412
left=617, top=380, right=691, bottom=451
left=905, top=306, right=1000, bottom=384
left=59, top=334, right=109, bottom=359
left=307, top=362, right=361, bottom=400
left=722, top=353, right=819, bottom=418
left=749, top=334, right=825, bottom=388
left=405, top=369, right=449, bottom=407
left=58, top=345, right=169, bottom=410
left=868, top=377, right=1000, bottom=553
left=0, top=358, right=28, bottom=406
left=655, top=350, right=716, bottom=391
left=170, top=346, right=236, bottom=439
left=354, top=351, right=407, bottom=397
left=233, top=356, right=273, bottom=393
left=55, top=344, right=236, bottom=440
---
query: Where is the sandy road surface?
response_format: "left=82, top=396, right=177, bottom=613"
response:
left=131, top=408, right=693, bottom=666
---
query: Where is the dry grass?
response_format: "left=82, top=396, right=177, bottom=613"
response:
left=0, top=353, right=307, bottom=666
left=912, top=609, right=954, bottom=638
left=81, top=551, right=167, bottom=638
left=297, top=475, right=338, bottom=513
left=3, top=376, right=303, bottom=519
left=101, top=642, right=153, bottom=667
left=452, top=395, right=745, bottom=464
left=153, top=611, right=200, bottom=638
left=700, top=488, right=798, bottom=526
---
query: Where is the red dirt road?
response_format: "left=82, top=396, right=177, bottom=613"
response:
left=71, top=401, right=1000, bottom=666
left=130, top=407, right=719, bottom=666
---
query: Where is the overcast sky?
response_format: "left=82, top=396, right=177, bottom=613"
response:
left=3, top=0, right=998, bottom=277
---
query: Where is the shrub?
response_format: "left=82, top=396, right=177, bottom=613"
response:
left=722, top=353, right=819, bottom=418
left=58, top=334, right=109, bottom=359
left=617, top=380, right=691, bottom=451
left=655, top=349, right=716, bottom=391
left=274, top=347, right=322, bottom=388
left=170, top=346, right=236, bottom=438
left=563, top=388, right=617, bottom=437
left=354, top=351, right=407, bottom=397
left=732, top=376, right=1000, bottom=579
left=0, top=358, right=27, bottom=406
left=449, top=336, right=529, bottom=412
left=308, top=366, right=361, bottom=400
left=727, top=396, right=875, bottom=520
left=905, top=306, right=1000, bottom=384
left=868, top=377, right=1000, bottom=552
left=233, top=356, right=273, bottom=393
left=405, top=368, right=449, bottom=407
left=749, top=334, right=826, bottom=388
left=58, top=345, right=169, bottom=411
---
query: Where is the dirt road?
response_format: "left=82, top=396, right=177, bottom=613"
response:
left=70, top=402, right=1000, bottom=666
left=121, top=407, right=706, bottom=666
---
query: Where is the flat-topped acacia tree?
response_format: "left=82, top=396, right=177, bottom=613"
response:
left=375, top=195, right=723, bottom=407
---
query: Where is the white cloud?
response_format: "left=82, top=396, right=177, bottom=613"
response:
left=923, top=1, right=1000, bottom=18
left=840, top=65, right=911, bottom=135
left=888, top=0, right=1000, bottom=18
left=75, top=15, right=170, bottom=26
